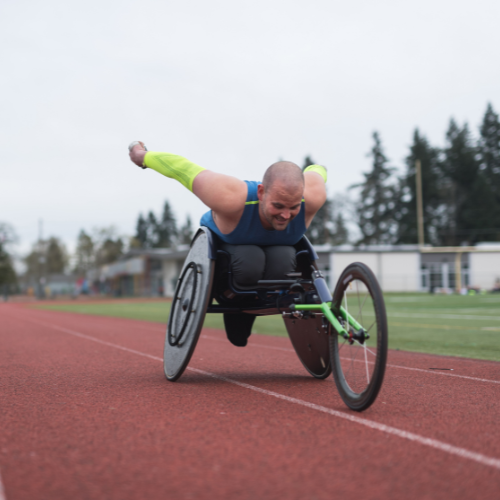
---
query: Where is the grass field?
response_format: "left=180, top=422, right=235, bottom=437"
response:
left=35, top=293, right=500, bottom=361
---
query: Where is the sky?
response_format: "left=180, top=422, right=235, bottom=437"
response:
left=1, top=0, right=500, bottom=259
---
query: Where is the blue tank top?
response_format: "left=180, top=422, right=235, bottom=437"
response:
left=200, top=181, right=306, bottom=246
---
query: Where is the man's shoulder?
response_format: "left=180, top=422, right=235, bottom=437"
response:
left=243, top=180, right=261, bottom=202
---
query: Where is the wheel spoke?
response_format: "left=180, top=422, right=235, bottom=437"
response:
left=331, top=267, right=387, bottom=411
left=352, top=339, right=377, bottom=357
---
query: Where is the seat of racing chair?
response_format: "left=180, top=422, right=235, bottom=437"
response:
left=204, top=228, right=319, bottom=346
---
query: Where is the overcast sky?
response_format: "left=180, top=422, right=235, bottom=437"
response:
left=1, top=0, right=499, bottom=256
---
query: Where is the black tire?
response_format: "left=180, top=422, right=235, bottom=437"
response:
left=329, top=262, right=388, bottom=411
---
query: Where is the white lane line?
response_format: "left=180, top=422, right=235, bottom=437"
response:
left=24, top=311, right=500, bottom=385
left=16, top=312, right=500, bottom=385
left=200, top=335, right=500, bottom=385
left=189, top=367, right=500, bottom=471
left=386, top=312, right=500, bottom=322
left=385, top=363, right=500, bottom=384
left=0, top=468, right=7, bottom=500
left=23, top=319, right=500, bottom=472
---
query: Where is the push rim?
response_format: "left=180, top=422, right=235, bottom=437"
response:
left=168, top=262, right=199, bottom=347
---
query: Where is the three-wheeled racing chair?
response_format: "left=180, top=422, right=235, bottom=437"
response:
left=164, top=227, right=388, bottom=411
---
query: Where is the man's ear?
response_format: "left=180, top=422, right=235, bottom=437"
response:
left=257, top=183, right=265, bottom=201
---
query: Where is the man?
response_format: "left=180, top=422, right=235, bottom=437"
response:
left=129, top=142, right=328, bottom=343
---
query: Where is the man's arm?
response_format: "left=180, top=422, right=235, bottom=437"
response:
left=303, top=165, right=327, bottom=228
left=129, top=143, right=247, bottom=231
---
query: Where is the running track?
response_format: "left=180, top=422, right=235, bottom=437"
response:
left=1, top=303, right=499, bottom=500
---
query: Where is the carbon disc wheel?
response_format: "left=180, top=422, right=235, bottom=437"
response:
left=163, top=228, right=215, bottom=382
left=330, top=262, right=388, bottom=411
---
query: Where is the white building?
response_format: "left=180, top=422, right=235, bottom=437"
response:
left=90, top=242, right=500, bottom=297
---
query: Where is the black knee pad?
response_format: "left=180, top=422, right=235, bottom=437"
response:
left=221, top=244, right=265, bottom=287
left=263, top=246, right=297, bottom=280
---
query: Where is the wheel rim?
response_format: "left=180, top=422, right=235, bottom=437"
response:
left=332, top=275, right=380, bottom=397
left=168, top=262, right=199, bottom=347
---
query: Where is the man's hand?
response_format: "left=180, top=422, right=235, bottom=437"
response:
left=129, top=141, right=148, bottom=169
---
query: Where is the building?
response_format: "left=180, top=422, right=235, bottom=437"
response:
left=88, top=247, right=189, bottom=297
left=88, top=243, right=500, bottom=297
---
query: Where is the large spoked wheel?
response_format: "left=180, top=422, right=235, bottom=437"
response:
left=330, top=262, right=388, bottom=412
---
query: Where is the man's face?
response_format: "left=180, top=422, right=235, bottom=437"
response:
left=257, top=181, right=303, bottom=231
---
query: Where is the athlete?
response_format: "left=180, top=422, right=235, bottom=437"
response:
left=129, top=141, right=327, bottom=343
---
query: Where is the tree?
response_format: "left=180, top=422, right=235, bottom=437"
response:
left=25, top=236, right=68, bottom=277
left=478, top=103, right=500, bottom=239
left=179, top=215, right=194, bottom=245
left=97, top=238, right=124, bottom=265
left=92, top=227, right=124, bottom=266
left=0, top=244, right=16, bottom=287
left=135, top=214, right=148, bottom=248
left=0, top=222, right=18, bottom=247
left=74, top=230, right=94, bottom=275
left=302, top=156, right=333, bottom=245
left=46, top=237, right=68, bottom=274
left=441, top=119, right=497, bottom=244
left=479, top=103, right=500, bottom=184
left=352, top=132, right=397, bottom=245
left=146, top=211, right=159, bottom=248
left=156, top=201, right=177, bottom=248
left=0, top=222, right=17, bottom=289
left=134, top=200, right=179, bottom=249
left=395, top=129, right=444, bottom=245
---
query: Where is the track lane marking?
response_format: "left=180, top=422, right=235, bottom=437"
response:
left=9, top=310, right=500, bottom=385
left=20, top=318, right=500, bottom=472
left=200, top=335, right=500, bottom=385
left=0, top=469, right=6, bottom=500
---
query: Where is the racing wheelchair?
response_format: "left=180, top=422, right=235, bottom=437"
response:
left=164, top=227, right=388, bottom=412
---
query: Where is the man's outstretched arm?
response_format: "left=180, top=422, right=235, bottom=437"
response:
left=129, top=143, right=247, bottom=218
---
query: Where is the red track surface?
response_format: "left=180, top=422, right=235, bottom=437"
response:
left=1, top=302, right=499, bottom=500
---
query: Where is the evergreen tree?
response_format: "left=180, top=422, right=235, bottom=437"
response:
left=46, top=237, right=68, bottom=274
left=353, top=132, right=397, bottom=245
left=135, top=214, right=148, bottom=248
left=98, top=238, right=124, bottom=264
left=156, top=201, right=177, bottom=248
left=92, top=227, right=124, bottom=266
left=74, top=230, right=94, bottom=275
left=395, top=129, right=443, bottom=245
left=146, top=211, right=159, bottom=248
left=0, top=243, right=16, bottom=288
left=25, top=238, right=66, bottom=278
left=479, top=103, right=500, bottom=182
left=302, top=156, right=333, bottom=244
left=478, top=103, right=500, bottom=239
left=179, top=215, right=194, bottom=245
left=442, top=119, right=496, bottom=244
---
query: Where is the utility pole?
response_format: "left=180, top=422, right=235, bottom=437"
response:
left=415, top=160, right=425, bottom=247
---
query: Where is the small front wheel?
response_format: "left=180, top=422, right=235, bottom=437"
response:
left=330, top=263, right=388, bottom=411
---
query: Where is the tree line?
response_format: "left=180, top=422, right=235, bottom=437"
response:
left=1, top=101, right=498, bottom=288
left=352, top=103, right=500, bottom=246
left=19, top=204, right=194, bottom=281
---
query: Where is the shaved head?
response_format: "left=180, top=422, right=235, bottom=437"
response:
left=257, top=161, right=304, bottom=231
left=262, top=161, right=304, bottom=191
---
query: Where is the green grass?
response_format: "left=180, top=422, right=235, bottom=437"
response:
left=35, top=293, right=500, bottom=362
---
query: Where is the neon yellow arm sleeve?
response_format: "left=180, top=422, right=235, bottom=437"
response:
left=144, top=152, right=206, bottom=192
left=304, top=165, right=327, bottom=183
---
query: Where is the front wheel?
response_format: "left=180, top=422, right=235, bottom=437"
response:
left=330, top=263, right=388, bottom=411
